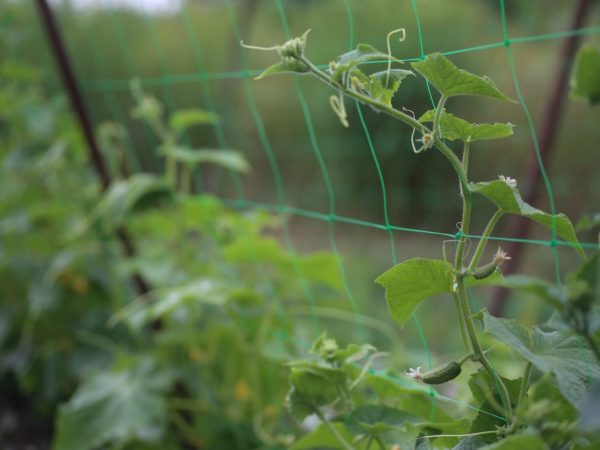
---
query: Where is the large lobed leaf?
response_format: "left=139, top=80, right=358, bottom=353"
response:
left=470, top=180, right=583, bottom=256
left=481, top=311, right=600, bottom=407
left=53, top=359, right=171, bottom=450
left=411, top=53, right=515, bottom=101
left=375, top=258, right=500, bottom=327
left=419, top=110, right=514, bottom=142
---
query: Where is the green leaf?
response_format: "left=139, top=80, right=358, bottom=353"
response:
left=169, top=108, right=218, bottom=133
left=115, top=278, right=232, bottom=329
left=287, top=362, right=347, bottom=417
left=481, top=311, right=600, bottom=407
left=68, top=174, right=172, bottom=237
left=479, top=275, right=566, bottom=310
left=419, top=110, right=514, bottom=142
left=162, top=145, right=250, bottom=173
left=577, top=212, right=600, bottom=232
left=368, top=69, right=414, bottom=106
left=411, top=53, right=515, bottom=101
left=410, top=419, right=471, bottom=448
left=467, top=399, right=508, bottom=444
left=291, top=422, right=354, bottom=450
left=528, top=375, right=578, bottom=424
left=480, top=435, right=548, bottom=450
left=364, top=374, right=453, bottom=422
left=375, top=258, right=501, bottom=327
left=345, top=404, right=414, bottom=435
left=255, top=60, right=308, bottom=80
left=375, top=258, right=454, bottom=327
left=571, top=46, right=600, bottom=105
left=579, top=381, right=600, bottom=433
left=332, top=43, right=398, bottom=84
left=53, top=359, right=171, bottom=450
left=469, top=180, right=583, bottom=256
left=310, top=333, right=375, bottom=365
left=468, top=369, right=522, bottom=407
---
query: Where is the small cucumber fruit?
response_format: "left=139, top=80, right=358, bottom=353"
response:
left=421, top=361, right=462, bottom=385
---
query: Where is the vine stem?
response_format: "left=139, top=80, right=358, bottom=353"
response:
left=507, top=362, right=532, bottom=434
left=298, top=53, right=512, bottom=421
left=298, top=56, right=470, bottom=196
left=468, top=209, right=504, bottom=270
left=458, top=279, right=513, bottom=420
left=315, top=409, right=354, bottom=450
left=453, top=293, right=472, bottom=353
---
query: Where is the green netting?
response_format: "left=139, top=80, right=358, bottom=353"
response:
left=49, top=0, right=600, bottom=435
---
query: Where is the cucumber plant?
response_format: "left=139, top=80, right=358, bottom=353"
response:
left=244, top=31, right=600, bottom=449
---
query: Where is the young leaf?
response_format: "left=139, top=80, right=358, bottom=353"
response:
left=375, top=258, right=501, bottom=327
left=162, top=145, right=250, bottom=173
left=469, top=180, right=583, bottom=256
left=169, top=108, right=218, bottom=133
left=481, top=311, right=600, bottom=407
left=375, top=258, right=455, bottom=327
left=411, top=53, right=515, bottom=101
left=255, top=60, right=308, bottom=80
left=571, top=45, right=600, bottom=105
left=419, top=110, right=514, bottom=142
left=53, top=359, right=171, bottom=450
left=331, top=43, right=398, bottom=84
left=368, top=69, right=414, bottom=106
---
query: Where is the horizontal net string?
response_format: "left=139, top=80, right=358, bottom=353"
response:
left=80, top=25, right=600, bottom=92
left=219, top=197, right=599, bottom=250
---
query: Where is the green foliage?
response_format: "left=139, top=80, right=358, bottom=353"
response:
left=419, top=109, right=514, bottom=142
left=53, top=358, right=172, bottom=450
left=160, top=145, right=250, bottom=172
left=469, top=179, right=583, bottom=256
left=376, top=258, right=500, bottom=327
left=571, top=46, right=600, bottom=105
left=169, top=108, right=218, bottom=133
left=411, top=53, right=515, bottom=101
left=248, top=29, right=599, bottom=450
left=481, top=311, right=600, bottom=406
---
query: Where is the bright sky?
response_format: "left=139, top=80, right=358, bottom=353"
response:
left=52, top=0, right=179, bottom=13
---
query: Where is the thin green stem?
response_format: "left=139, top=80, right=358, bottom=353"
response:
left=462, top=140, right=470, bottom=174
left=468, top=209, right=504, bottom=271
left=298, top=56, right=470, bottom=203
left=457, top=280, right=513, bottom=420
left=433, top=95, right=447, bottom=137
left=315, top=409, right=354, bottom=450
left=375, top=436, right=386, bottom=450
left=365, top=436, right=374, bottom=450
left=517, top=362, right=532, bottom=409
left=453, top=293, right=472, bottom=353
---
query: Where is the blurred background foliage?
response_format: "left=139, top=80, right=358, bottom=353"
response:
left=1, top=0, right=600, bottom=448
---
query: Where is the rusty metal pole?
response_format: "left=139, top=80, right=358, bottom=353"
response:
left=489, top=0, right=594, bottom=316
left=35, top=0, right=151, bottom=295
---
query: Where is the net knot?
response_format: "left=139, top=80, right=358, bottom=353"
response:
left=454, top=230, right=463, bottom=240
left=549, top=239, right=558, bottom=248
left=503, top=39, right=511, bottom=47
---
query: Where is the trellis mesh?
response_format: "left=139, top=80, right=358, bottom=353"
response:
left=33, top=0, right=600, bottom=427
